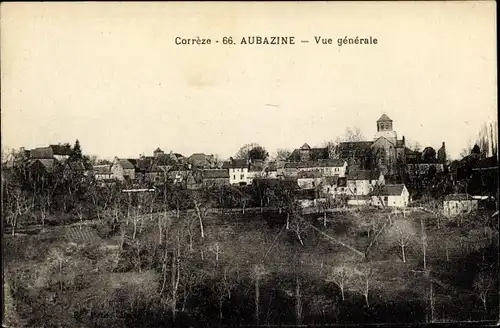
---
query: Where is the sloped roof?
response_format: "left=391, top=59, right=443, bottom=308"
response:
left=444, top=193, right=475, bottom=201
left=377, top=114, right=392, bottom=122
left=338, top=141, right=373, bottom=151
left=153, top=147, right=163, bottom=153
left=30, top=147, right=54, bottom=159
left=93, top=165, right=112, bottom=174
left=118, top=159, right=136, bottom=170
left=288, top=147, right=329, bottom=161
left=28, top=158, right=56, bottom=171
left=347, top=169, right=379, bottom=181
left=202, top=169, right=229, bottom=179
left=376, top=184, right=406, bottom=196
left=284, top=159, right=345, bottom=169
left=297, top=171, right=322, bottom=179
left=49, top=145, right=73, bottom=156
left=67, top=161, right=86, bottom=171
left=300, top=143, right=311, bottom=150
left=222, top=159, right=248, bottom=169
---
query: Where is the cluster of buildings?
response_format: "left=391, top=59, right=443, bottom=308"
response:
left=5, top=114, right=497, bottom=215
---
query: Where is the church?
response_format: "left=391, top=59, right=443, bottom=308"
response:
left=338, top=114, right=406, bottom=176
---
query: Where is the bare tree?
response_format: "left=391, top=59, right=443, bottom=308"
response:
left=389, top=219, right=416, bottom=263
left=353, top=264, right=373, bottom=308
left=274, top=148, right=292, bottom=161
left=473, top=271, right=494, bottom=314
left=251, top=264, right=269, bottom=325
left=190, top=187, right=215, bottom=239
left=326, top=265, right=354, bottom=301
left=208, top=241, right=223, bottom=264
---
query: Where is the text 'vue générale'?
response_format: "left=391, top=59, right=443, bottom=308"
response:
left=174, top=36, right=379, bottom=47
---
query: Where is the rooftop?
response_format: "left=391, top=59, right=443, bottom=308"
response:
left=375, top=184, right=406, bottom=196
left=444, top=193, right=475, bottom=201
left=377, top=114, right=392, bottom=122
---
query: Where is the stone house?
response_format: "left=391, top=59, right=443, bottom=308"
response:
left=222, top=158, right=250, bottom=185
left=443, top=193, right=478, bottom=217
left=346, top=169, right=385, bottom=196
left=111, top=157, right=137, bottom=181
left=297, top=170, right=323, bottom=189
left=371, top=184, right=410, bottom=208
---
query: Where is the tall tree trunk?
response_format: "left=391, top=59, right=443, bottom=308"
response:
left=255, top=277, right=260, bottom=325
left=295, top=275, right=302, bottom=324
left=429, top=281, right=434, bottom=323
left=194, top=202, right=205, bottom=239
left=421, top=218, right=427, bottom=270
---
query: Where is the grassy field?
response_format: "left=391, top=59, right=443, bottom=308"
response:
left=3, top=207, right=499, bottom=327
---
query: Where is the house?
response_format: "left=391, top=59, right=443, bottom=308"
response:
left=93, top=165, right=113, bottom=180
left=264, top=161, right=279, bottom=179
left=443, top=193, right=479, bottom=217
left=28, top=144, right=73, bottom=162
left=288, top=143, right=329, bottom=162
left=222, top=158, right=249, bottom=185
left=405, top=144, right=446, bottom=176
left=246, top=160, right=266, bottom=184
left=321, top=176, right=339, bottom=200
left=27, top=158, right=57, bottom=175
left=371, top=184, right=410, bottom=208
left=166, top=164, right=190, bottom=184
left=282, top=159, right=347, bottom=178
left=187, top=153, right=215, bottom=169
left=201, top=169, right=230, bottom=187
left=65, top=161, right=93, bottom=179
left=346, top=169, right=384, bottom=196
left=297, top=170, right=323, bottom=189
left=111, top=157, right=137, bottom=181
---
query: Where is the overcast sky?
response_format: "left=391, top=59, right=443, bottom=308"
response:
left=1, top=2, right=497, bottom=160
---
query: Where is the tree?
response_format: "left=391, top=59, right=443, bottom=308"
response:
left=189, top=186, right=216, bottom=239
left=422, top=147, right=436, bottom=163
left=69, top=139, right=83, bottom=162
left=248, top=146, right=269, bottom=161
left=235, top=143, right=269, bottom=161
left=208, top=154, right=224, bottom=169
left=473, top=271, right=494, bottom=314
left=353, top=264, right=373, bottom=308
left=389, top=219, right=416, bottom=263
left=251, top=264, right=269, bottom=325
left=274, top=148, right=292, bottom=161
left=338, top=126, right=365, bottom=142
left=326, top=265, right=354, bottom=301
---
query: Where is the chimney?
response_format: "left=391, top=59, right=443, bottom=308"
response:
left=442, top=141, right=445, bottom=148
left=230, top=157, right=234, bottom=164
left=402, top=136, right=405, bottom=144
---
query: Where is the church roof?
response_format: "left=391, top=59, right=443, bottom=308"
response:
left=377, top=114, right=392, bottom=122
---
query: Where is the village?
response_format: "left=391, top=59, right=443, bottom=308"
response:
left=4, top=114, right=498, bottom=220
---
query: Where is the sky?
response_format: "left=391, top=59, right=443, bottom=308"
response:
left=1, top=2, right=497, bottom=161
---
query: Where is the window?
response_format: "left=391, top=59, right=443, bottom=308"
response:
left=312, top=181, right=315, bottom=187
left=384, top=196, right=388, bottom=204
left=240, top=174, right=244, bottom=179
left=354, top=187, right=357, bottom=193
left=233, top=175, right=236, bottom=180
